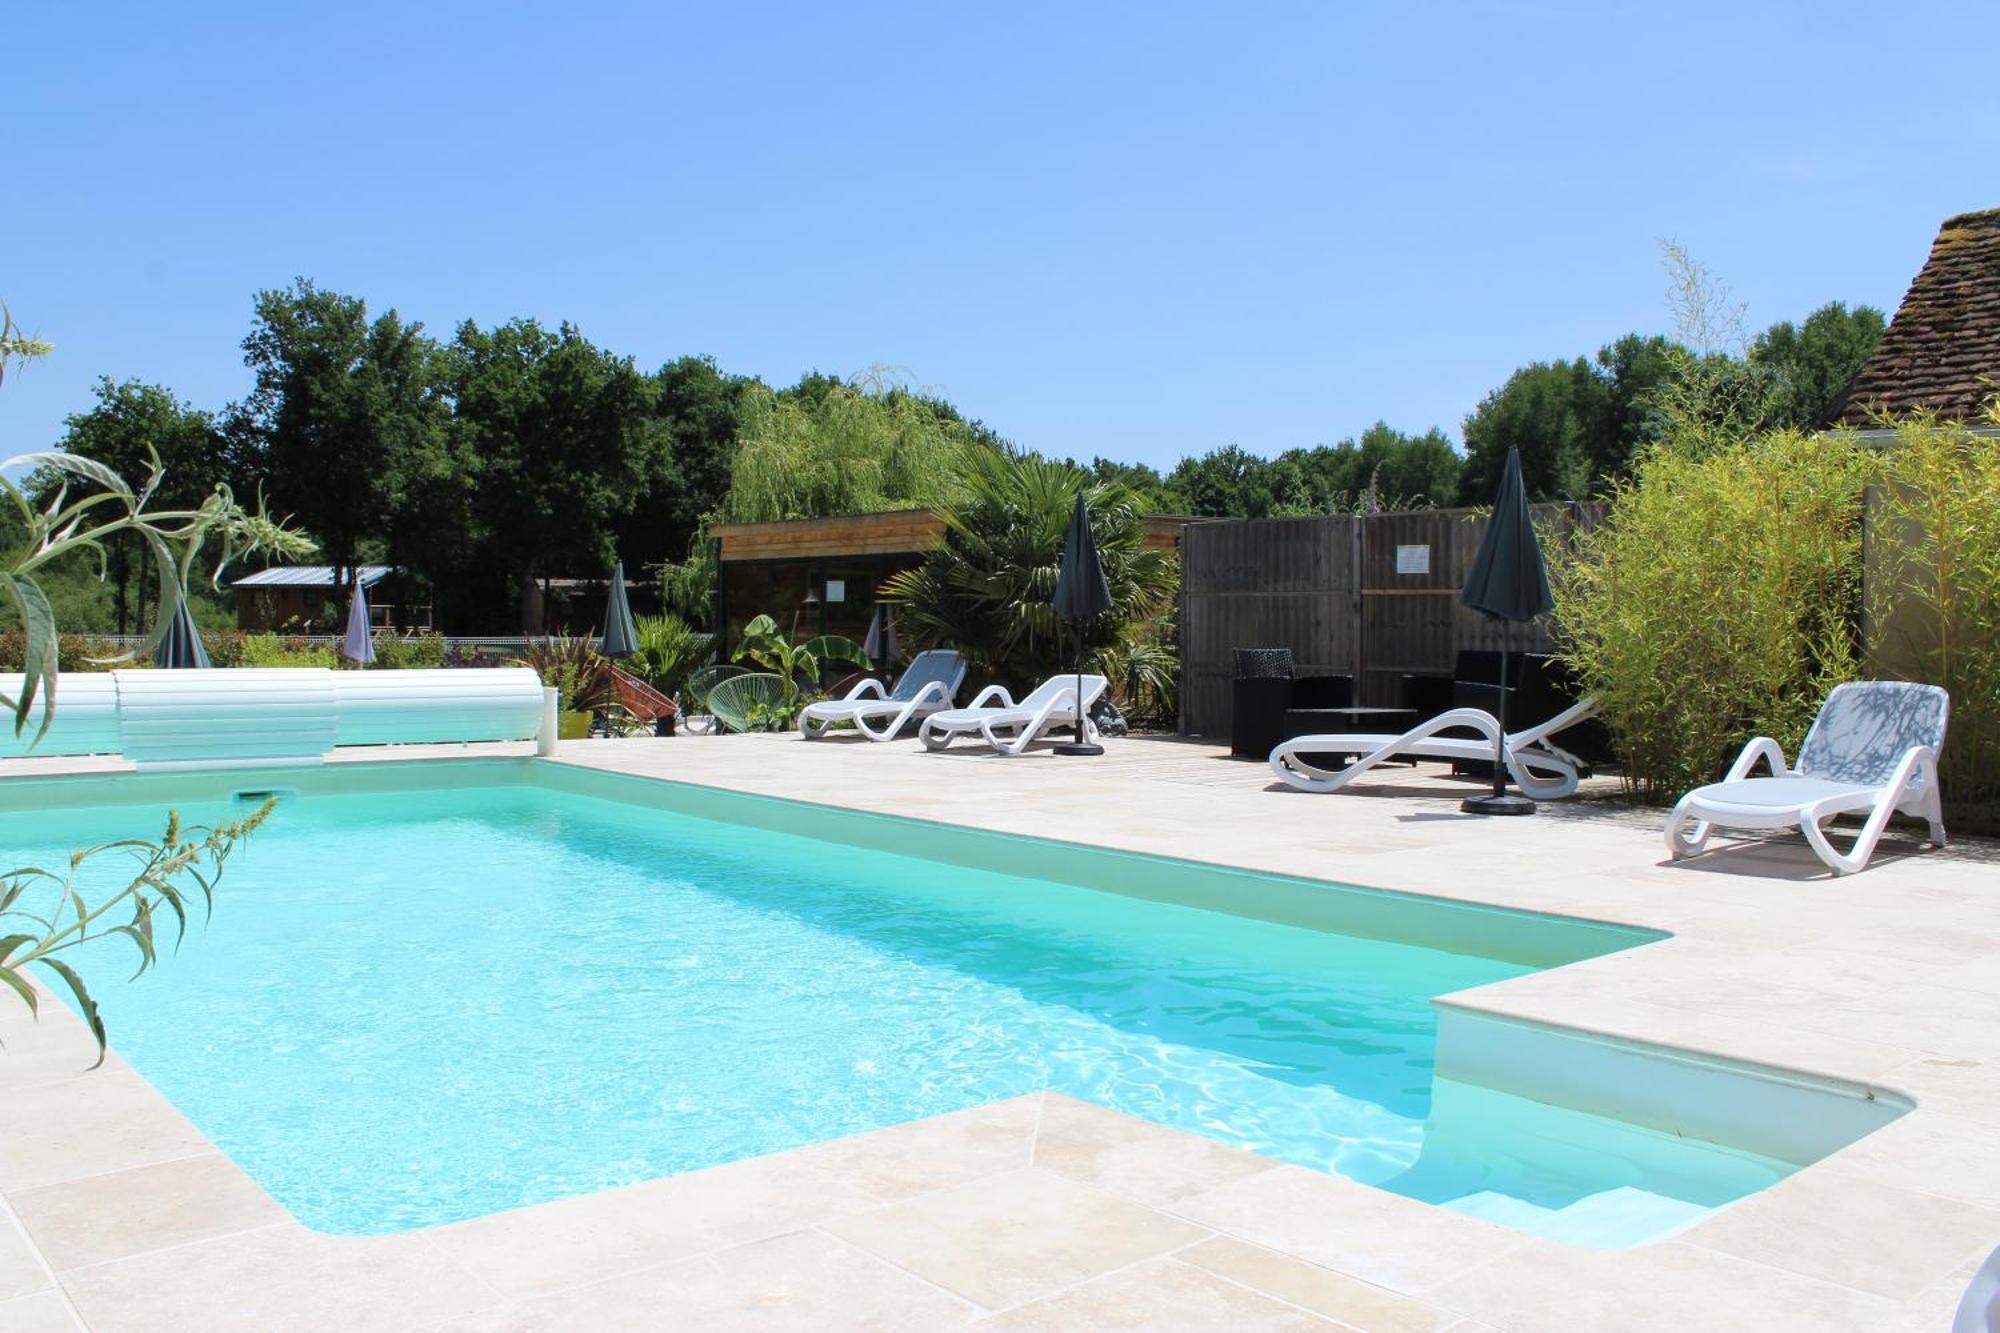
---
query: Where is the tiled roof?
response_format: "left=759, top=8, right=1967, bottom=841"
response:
left=1836, top=208, right=2000, bottom=425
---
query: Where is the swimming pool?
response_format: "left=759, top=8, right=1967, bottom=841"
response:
left=0, top=759, right=1901, bottom=1246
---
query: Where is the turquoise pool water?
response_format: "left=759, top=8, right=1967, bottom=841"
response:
left=4, top=762, right=1796, bottom=1244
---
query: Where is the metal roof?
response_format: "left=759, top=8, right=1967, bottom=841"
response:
left=231, top=565, right=396, bottom=589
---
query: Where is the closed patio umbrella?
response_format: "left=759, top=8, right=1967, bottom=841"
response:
left=600, top=562, right=638, bottom=659
left=1052, top=491, right=1113, bottom=756
left=153, top=595, right=212, bottom=669
left=340, top=576, right=376, bottom=665
left=862, top=603, right=900, bottom=669
left=1458, top=446, right=1554, bottom=815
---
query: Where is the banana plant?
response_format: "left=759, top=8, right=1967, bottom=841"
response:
left=730, top=612, right=870, bottom=724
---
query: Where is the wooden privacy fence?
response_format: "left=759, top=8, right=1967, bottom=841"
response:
left=1178, top=504, right=1596, bottom=737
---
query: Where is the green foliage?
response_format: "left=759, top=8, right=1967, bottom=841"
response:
left=719, top=371, right=986, bottom=523
left=369, top=631, right=446, bottom=670
left=512, top=635, right=623, bottom=716
left=1458, top=339, right=1680, bottom=504
left=240, top=634, right=336, bottom=668
left=34, top=379, right=228, bottom=634
left=730, top=612, right=867, bottom=722
left=0, top=630, right=149, bottom=673
left=235, top=279, right=448, bottom=586
left=655, top=534, right=719, bottom=628
left=0, top=300, right=53, bottom=380
left=1750, top=302, right=1886, bottom=431
left=1162, top=424, right=1461, bottom=518
left=1549, top=429, right=1873, bottom=802
left=883, top=452, right=1177, bottom=688
left=1866, top=407, right=2000, bottom=808
left=0, top=801, right=274, bottom=1064
left=630, top=613, right=715, bottom=698
left=0, top=448, right=312, bottom=739
left=448, top=318, right=670, bottom=605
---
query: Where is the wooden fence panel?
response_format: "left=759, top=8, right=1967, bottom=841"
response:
left=1179, top=518, right=1356, bottom=736
left=1179, top=504, right=1596, bottom=731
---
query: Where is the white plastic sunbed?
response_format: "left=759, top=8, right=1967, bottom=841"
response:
left=798, top=649, right=967, bottom=741
left=919, top=674, right=1108, bottom=756
left=1268, top=698, right=1600, bottom=799
left=1665, top=680, right=1949, bottom=877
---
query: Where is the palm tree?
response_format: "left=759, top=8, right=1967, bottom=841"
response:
left=882, top=451, right=1177, bottom=693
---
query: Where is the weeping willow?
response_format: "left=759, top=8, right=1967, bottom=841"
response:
left=719, top=371, right=988, bottom=523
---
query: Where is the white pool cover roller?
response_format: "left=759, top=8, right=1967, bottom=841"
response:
left=115, top=668, right=342, bottom=766
left=0, top=672, right=122, bottom=758
left=0, top=667, right=548, bottom=766
left=335, top=668, right=544, bottom=746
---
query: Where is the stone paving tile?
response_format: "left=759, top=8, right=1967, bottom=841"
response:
left=60, top=1225, right=496, bottom=1333
left=824, top=1167, right=1208, bottom=1310
left=8, top=1151, right=288, bottom=1271
left=0, top=1289, right=82, bottom=1333
left=0, top=1068, right=214, bottom=1193
left=1427, top=1241, right=1899, bottom=1332
left=1169, top=1164, right=1528, bottom=1298
left=0, top=1214, right=51, bottom=1302
left=1178, top=1235, right=1457, bottom=1332
left=1031, top=1093, right=1279, bottom=1207
left=427, top=1228, right=977, bottom=1332
left=790, top=1095, right=1040, bottom=1202
left=974, top=1255, right=1338, bottom=1331
left=1682, top=1166, right=2000, bottom=1300
left=422, top=1150, right=885, bottom=1301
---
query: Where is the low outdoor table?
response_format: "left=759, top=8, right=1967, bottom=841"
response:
left=1280, top=706, right=1418, bottom=767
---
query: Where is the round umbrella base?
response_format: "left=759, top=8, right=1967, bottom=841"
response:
left=1461, top=793, right=1536, bottom=816
left=1053, top=742, right=1105, bottom=757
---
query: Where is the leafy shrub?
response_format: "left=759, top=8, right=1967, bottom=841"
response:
left=512, top=636, right=622, bottom=715
left=1550, top=429, right=1872, bottom=802
left=630, top=613, right=715, bottom=698
left=0, top=630, right=140, bottom=673
left=371, top=631, right=446, bottom=669
left=883, top=452, right=1177, bottom=690
left=1868, top=408, right=2000, bottom=811
left=201, top=629, right=247, bottom=667
left=240, top=634, right=337, bottom=668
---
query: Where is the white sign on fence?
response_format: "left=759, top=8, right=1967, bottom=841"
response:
left=1394, top=544, right=1431, bottom=576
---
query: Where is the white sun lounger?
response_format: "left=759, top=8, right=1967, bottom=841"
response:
left=1268, top=697, right=1600, bottom=800
left=799, top=649, right=967, bottom=741
left=919, top=674, right=1108, bottom=756
left=1665, top=680, right=1949, bottom=876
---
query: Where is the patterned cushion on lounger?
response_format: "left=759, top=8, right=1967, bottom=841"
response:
left=1796, top=682, right=1949, bottom=787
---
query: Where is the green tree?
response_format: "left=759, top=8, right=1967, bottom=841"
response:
left=719, top=372, right=987, bottom=524
left=1163, top=444, right=1292, bottom=518
left=1459, top=358, right=1610, bottom=503
left=447, top=318, right=668, bottom=628
left=235, top=280, right=448, bottom=600
left=882, top=452, right=1176, bottom=689
left=611, top=355, right=752, bottom=576
left=39, top=380, right=226, bottom=633
left=1750, top=302, right=1887, bottom=430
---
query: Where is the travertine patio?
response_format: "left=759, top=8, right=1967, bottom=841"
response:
left=3, top=732, right=1998, bottom=1331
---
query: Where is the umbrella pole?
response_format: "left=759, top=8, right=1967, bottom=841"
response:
left=1054, top=615, right=1104, bottom=756
left=1460, top=637, right=1533, bottom=816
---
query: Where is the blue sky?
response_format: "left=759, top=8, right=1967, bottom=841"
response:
left=7, top=2, right=1996, bottom=471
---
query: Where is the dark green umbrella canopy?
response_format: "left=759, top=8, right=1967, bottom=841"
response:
left=154, top=596, right=212, bottom=669
left=1460, top=447, right=1553, bottom=623
left=1053, top=492, right=1113, bottom=621
left=600, top=562, right=638, bottom=658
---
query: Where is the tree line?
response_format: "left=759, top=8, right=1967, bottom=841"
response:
left=33, top=271, right=1884, bottom=634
